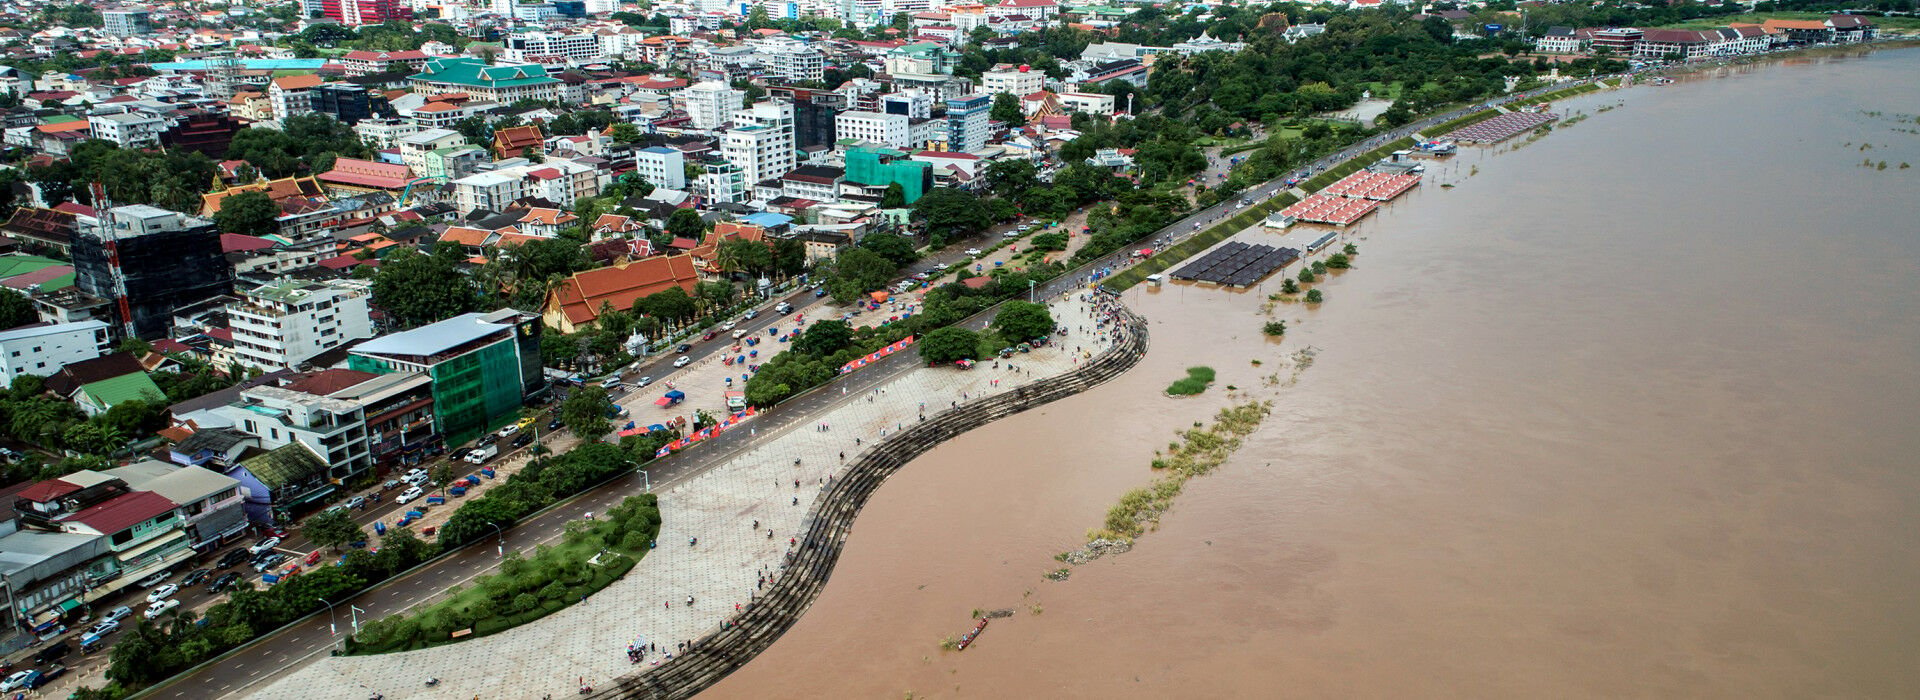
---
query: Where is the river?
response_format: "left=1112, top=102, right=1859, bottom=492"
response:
left=707, top=48, right=1920, bottom=698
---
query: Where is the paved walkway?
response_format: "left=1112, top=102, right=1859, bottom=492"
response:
left=247, top=293, right=1123, bottom=700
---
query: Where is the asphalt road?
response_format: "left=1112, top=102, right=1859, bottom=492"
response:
left=153, top=76, right=1612, bottom=700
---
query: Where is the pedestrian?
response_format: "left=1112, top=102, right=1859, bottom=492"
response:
left=792, top=497, right=799, bottom=506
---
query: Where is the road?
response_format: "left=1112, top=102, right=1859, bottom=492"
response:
left=146, top=76, right=1617, bottom=700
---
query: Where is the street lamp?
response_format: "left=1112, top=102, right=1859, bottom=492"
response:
left=487, top=522, right=505, bottom=557
left=350, top=605, right=365, bottom=632
left=318, top=597, right=338, bottom=637
left=627, top=460, right=651, bottom=493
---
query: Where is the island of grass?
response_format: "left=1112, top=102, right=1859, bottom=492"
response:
left=345, top=493, right=661, bottom=654
left=1166, top=366, right=1217, bottom=396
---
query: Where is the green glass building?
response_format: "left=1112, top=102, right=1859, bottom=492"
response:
left=348, top=310, right=545, bottom=447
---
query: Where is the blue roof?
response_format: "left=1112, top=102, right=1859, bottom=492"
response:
left=640, top=146, right=677, bottom=154
left=149, top=59, right=329, bottom=71
left=741, top=213, right=792, bottom=228
left=352, top=312, right=509, bottom=358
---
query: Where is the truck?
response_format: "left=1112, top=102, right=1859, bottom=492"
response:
left=725, top=390, right=747, bottom=411
left=464, top=444, right=499, bottom=464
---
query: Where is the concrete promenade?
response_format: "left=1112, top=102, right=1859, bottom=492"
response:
left=247, top=292, right=1123, bottom=700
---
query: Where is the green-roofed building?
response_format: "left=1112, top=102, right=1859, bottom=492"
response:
left=410, top=57, right=561, bottom=103
left=0, top=254, right=65, bottom=279
left=845, top=147, right=933, bottom=204
left=236, top=442, right=334, bottom=517
left=75, top=372, right=166, bottom=416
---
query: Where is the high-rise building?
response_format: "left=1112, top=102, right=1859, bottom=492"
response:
left=71, top=205, right=233, bottom=340
left=946, top=93, right=991, bottom=153
left=310, top=84, right=393, bottom=126
left=101, top=9, right=152, bottom=36
left=981, top=64, right=1044, bottom=96
left=836, top=110, right=914, bottom=149
left=348, top=310, right=545, bottom=446
left=268, top=74, right=323, bottom=121
left=757, top=39, right=825, bottom=83
left=723, top=101, right=796, bottom=187
left=681, top=81, right=744, bottom=131
left=768, top=87, right=845, bottom=149
left=635, top=146, right=687, bottom=190
left=226, top=280, right=375, bottom=372
left=321, top=0, right=408, bottom=26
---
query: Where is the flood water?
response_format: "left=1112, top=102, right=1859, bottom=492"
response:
left=709, top=49, right=1920, bottom=698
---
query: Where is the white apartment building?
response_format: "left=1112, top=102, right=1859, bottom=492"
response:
left=0, top=319, right=110, bottom=383
left=681, top=81, right=744, bottom=131
left=86, top=112, right=168, bottom=149
left=453, top=170, right=525, bottom=212
left=699, top=159, right=748, bottom=204
left=724, top=101, right=796, bottom=186
left=756, top=39, right=825, bottom=83
left=398, top=128, right=467, bottom=175
left=204, top=384, right=372, bottom=479
left=268, top=74, right=322, bottom=121
left=1059, top=91, right=1117, bottom=114
left=504, top=31, right=605, bottom=64
left=225, top=280, right=374, bottom=372
left=982, top=65, right=1044, bottom=96
left=636, top=146, right=687, bottom=190
left=354, top=118, right=421, bottom=149
left=836, top=110, right=914, bottom=149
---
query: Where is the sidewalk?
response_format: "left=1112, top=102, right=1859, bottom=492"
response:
left=246, top=292, right=1126, bottom=700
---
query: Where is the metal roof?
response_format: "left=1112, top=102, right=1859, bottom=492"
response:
left=352, top=312, right=510, bottom=359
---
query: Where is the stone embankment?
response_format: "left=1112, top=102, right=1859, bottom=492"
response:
left=587, top=304, right=1150, bottom=700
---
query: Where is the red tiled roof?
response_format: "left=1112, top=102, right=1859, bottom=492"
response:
left=52, top=202, right=95, bottom=216
left=152, top=338, right=193, bottom=354
left=221, top=233, right=277, bottom=252
left=318, top=254, right=367, bottom=270
left=58, top=491, right=176, bottom=534
left=282, top=368, right=380, bottom=395
left=16, top=478, right=82, bottom=503
left=319, top=157, right=413, bottom=190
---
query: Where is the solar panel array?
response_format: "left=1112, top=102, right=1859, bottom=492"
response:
left=1170, top=242, right=1301, bottom=286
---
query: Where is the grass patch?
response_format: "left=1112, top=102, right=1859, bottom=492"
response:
left=1165, top=366, right=1217, bottom=396
left=1530, top=82, right=1602, bottom=104
left=345, top=495, right=661, bottom=654
left=1089, top=402, right=1272, bottom=541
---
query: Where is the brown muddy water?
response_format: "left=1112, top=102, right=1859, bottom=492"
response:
left=709, top=49, right=1920, bottom=698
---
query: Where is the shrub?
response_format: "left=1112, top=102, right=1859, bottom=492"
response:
left=1166, top=366, right=1216, bottom=396
left=1262, top=321, right=1286, bottom=336
left=1305, top=289, right=1324, bottom=304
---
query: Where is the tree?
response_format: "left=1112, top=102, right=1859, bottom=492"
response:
left=665, top=209, right=705, bottom=241
left=1298, top=268, right=1316, bottom=284
left=0, top=290, right=35, bottom=330
left=635, top=286, right=696, bottom=323
left=560, top=386, right=612, bottom=439
left=984, top=159, right=1038, bottom=200
left=880, top=182, right=907, bottom=209
left=608, top=122, right=642, bottom=143
left=1325, top=253, right=1351, bottom=269
left=856, top=232, right=918, bottom=267
left=304, top=509, right=366, bottom=551
left=1304, top=289, right=1324, bottom=303
left=715, top=238, right=773, bottom=275
left=793, top=320, right=852, bottom=357
left=991, top=301, right=1054, bottom=342
left=911, top=188, right=993, bottom=242
left=694, top=280, right=735, bottom=313
left=918, top=326, right=980, bottom=364
left=827, top=247, right=895, bottom=303
left=990, top=91, right=1025, bottom=124
left=1280, top=278, right=1300, bottom=295
left=371, top=244, right=479, bottom=327
left=213, top=190, right=281, bottom=236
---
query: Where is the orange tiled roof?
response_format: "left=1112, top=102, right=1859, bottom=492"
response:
left=548, top=255, right=701, bottom=326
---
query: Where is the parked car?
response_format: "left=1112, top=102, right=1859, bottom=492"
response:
left=25, top=664, right=64, bottom=689
left=965, top=248, right=981, bottom=256
left=135, top=570, right=171, bottom=588
left=248, top=537, right=281, bottom=556
left=144, top=600, right=180, bottom=619
left=2, top=671, right=33, bottom=692
left=208, top=572, right=242, bottom=593
left=215, top=549, right=251, bottom=570
left=396, top=487, right=424, bottom=505
left=181, top=569, right=212, bottom=587
left=732, top=329, right=748, bottom=339
left=673, top=356, right=692, bottom=368
left=252, top=554, right=289, bottom=573
left=100, top=606, right=133, bottom=625
left=86, top=619, right=120, bottom=637
left=146, top=584, right=178, bottom=604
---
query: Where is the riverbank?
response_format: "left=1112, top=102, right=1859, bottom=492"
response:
left=242, top=291, right=1129, bottom=700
